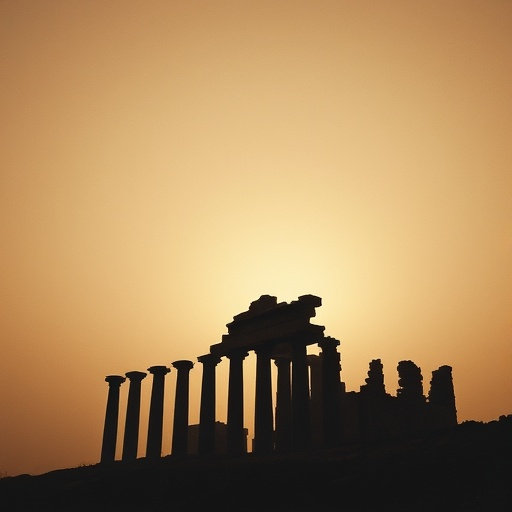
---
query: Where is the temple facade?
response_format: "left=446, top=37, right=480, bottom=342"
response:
left=99, top=294, right=457, bottom=463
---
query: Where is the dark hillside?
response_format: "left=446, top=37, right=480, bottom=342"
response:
left=1, top=417, right=511, bottom=512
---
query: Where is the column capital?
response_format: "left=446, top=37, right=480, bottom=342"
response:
left=226, top=349, right=249, bottom=361
left=172, top=360, right=194, bottom=371
left=318, top=336, right=340, bottom=350
left=198, top=353, right=222, bottom=366
left=273, top=355, right=291, bottom=368
left=290, top=335, right=311, bottom=349
left=125, top=371, right=147, bottom=381
left=105, top=375, right=126, bottom=386
left=307, top=354, right=322, bottom=366
left=254, top=344, right=273, bottom=357
left=148, top=365, right=171, bottom=376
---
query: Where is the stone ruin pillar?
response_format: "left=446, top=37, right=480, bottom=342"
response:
left=359, top=359, right=388, bottom=442
left=197, top=353, right=221, bottom=455
left=100, top=375, right=126, bottom=464
left=146, top=365, right=171, bottom=459
left=291, top=340, right=311, bottom=450
left=428, top=365, right=457, bottom=429
left=318, top=337, right=342, bottom=448
left=364, top=359, right=386, bottom=394
left=397, top=361, right=424, bottom=401
left=122, top=371, right=147, bottom=462
left=226, top=349, right=248, bottom=455
left=254, top=345, right=274, bottom=454
left=171, top=360, right=194, bottom=456
left=274, top=355, right=292, bottom=452
left=397, top=360, right=426, bottom=437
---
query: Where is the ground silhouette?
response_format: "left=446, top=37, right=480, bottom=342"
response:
left=2, top=416, right=511, bottom=511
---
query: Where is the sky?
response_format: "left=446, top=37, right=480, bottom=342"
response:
left=1, top=0, right=511, bottom=477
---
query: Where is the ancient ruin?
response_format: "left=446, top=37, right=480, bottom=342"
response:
left=100, top=295, right=458, bottom=462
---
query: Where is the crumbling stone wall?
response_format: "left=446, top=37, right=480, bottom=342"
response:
left=353, top=359, right=457, bottom=443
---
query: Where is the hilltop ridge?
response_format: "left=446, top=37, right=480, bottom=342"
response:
left=2, top=417, right=511, bottom=511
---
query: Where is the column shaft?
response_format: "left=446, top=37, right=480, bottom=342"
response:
left=254, top=346, right=274, bottom=454
left=198, top=354, right=221, bottom=455
left=291, top=341, right=311, bottom=450
left=171, top=360, right=194, bottom=456
left=227, top=350, right=248, bottom=455
left=307, top=354, right=324, bottom=448
left=146, top=366, right=170, bottom=459
left=274, top=356, right=292, bottom=452
left=122, top=371, right=147, bottom=461
left=100, top=375, right=126, bottom=464
left=319, top=337, right=342, bottom=447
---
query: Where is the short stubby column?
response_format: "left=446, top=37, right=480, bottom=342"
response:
left=171, top=360, right=194, bottom=456
left=198, top=353, right=222, bottom=455
left=122, top=371, right=147, bottom=462
left=318, top=336, right=342, bottom=448
left=100, top=375, right=126, bottom=464
left=291, top=340, right=311, bottom=450
left=146, top=365, right=171, bottom=459
left=254, top=345, right=274, bottom=454
left=274, top=356, right=292, bottom=452
left=226, top=349, right=249, bottom=456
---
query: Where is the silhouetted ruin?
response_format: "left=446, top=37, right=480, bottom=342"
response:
left=4, top=295, right=510, bottom=512
left=99, top=295, right=458, bottom=462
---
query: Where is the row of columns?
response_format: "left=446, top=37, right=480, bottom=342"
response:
left=100, top=361, right=193, bottom=464
left=101, top=337, right=342, bottom=462
left=197, top=336, right=342, bottom=457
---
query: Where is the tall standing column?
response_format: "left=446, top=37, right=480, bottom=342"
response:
left=146, top=365, right=171, bottom=459
left=100, top=375, right=126, bottom=464
left=171, top=360, right=194, bottom=456
left=226, top=349, right=248, bottom=456
left=307, top=354, right=324, bottom=448
left=198, top=353, right=221, bottom=455
left=122, top=371, right=147, bottom=461
left=274, top=356, right=292, bottom=452
left=254, top=345, right=274, bottom=454
left=291, top=340, right=311, bottom=450
left=319, top=337, right=342, bottom=448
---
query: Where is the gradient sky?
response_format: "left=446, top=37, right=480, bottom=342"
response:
left=1, top=0, right=511, bottom=477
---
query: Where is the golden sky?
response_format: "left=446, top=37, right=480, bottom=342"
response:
left=1, top=0, right=511, bottom=476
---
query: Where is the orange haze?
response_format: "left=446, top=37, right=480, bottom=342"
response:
left=1, top=0, right=511, bottom=476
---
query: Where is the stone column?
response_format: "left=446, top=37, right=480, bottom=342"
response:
left=226, top=349, right=248, bottom=456
left=319, top=337, right=342, bottom=448
left=100, top=375, right=126, bottom=464
left=198, top=353, right=221, bottom=455
left=253, top=345, right=274, bottom=454
left=171, top=360, right=194, bottom=456
left=291, top=340, right=311, bottom=450
left=146, top=365, right=171, bottom=459
left=122, top=371, right=147, bottom=461
left=274, top=356, right=292, bottom=452
left=307, top=354, right=323, bottom=448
